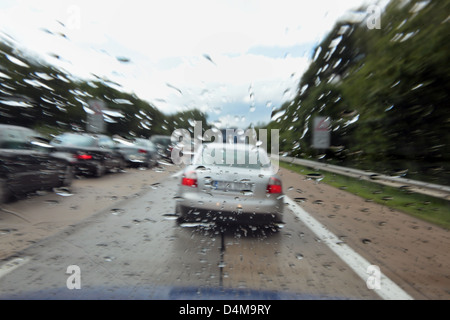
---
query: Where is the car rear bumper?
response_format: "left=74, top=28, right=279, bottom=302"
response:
left=175, top=191, right=284, bottom=225
left=72, top=160, right=101, bottom=175
left=177, top=206, right=283, bottom=225
left=123, top=154, right=149, bottom=166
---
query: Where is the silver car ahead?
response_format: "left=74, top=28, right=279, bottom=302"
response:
left=175, top=143, right=284, bottom=226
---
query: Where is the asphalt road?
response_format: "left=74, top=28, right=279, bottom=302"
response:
left=0, top=165, right=448, bottom=300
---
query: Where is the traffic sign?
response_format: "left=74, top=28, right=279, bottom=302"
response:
left=312, top=116, right=330, bottom=149
left=87, top=100, right=106, bottom=133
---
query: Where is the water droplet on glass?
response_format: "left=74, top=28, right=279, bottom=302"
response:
left=202, top=54, right=216, bottom=65
left=6, top=54, right=30, bottom=68
left=163, top=213, right=179, bottom=221
left=111, top=208, right=125, bottom=216
left=306, top=173, right=324, bottom=182
left=54, top=188, right=73, bottom=197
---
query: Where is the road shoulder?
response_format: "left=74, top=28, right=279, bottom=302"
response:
left=279, top=166, right=450, bottom=300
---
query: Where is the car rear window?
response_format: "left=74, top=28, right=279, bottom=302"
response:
left=52, top=134, right=96, bottom=147
left=0, top=128, right=30, bottom=149
left=198, top=145, right=271, bottom=169
left=151, top=136, right=171, bottom=146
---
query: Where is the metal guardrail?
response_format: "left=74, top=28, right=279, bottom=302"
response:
left=276, top=156, right=450, bottom=201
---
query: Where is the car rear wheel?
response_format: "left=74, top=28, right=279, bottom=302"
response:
left=150, top=157, right=159, bottom=168
left=117, top=158, right=126, bottom=172
left=61, top=166, right=74, bottom=187
left=0, top=179, right=11, bottom=204
left=175, top=203, right=187, bottom=224
left=94, top=162, right=106, bottom=177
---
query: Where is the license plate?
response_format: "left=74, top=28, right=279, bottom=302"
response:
left=213, top=180, right=254, bottom=192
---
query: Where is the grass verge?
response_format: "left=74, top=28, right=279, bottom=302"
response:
left=280, top=161, right=450, bottom=230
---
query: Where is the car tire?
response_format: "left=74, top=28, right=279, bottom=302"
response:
left=94, top=162, right=105, bottom=177
left=152, top=157, right=159, bottom=168
left=0, top=178, right=11, bottom=204
left=61, top=166, right=74, bottom=187
left=175, top=204, right=186, bottom=224
left=117, top=158, right=126, bottom=172
left=146, top=158, right=155, bottom=168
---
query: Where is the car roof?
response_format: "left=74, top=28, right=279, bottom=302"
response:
left=58, top=132, right=90, bottom=136
left=56, top=132, right=108, bottom=138
left=201, top=142, right=265, bottom=152
left=0, top=124, right=39, bottom=138
left=0, top=124, right=35, bottom=131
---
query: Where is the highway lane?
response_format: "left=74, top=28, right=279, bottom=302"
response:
left=0, top=170, right=389, bottom=300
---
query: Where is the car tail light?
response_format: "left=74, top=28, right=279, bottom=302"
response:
left=138, top=149, right=147, bottom=154
left=182, top=171, right=197, bottom=187
left=267, top=177, right=282, bottom=194
left=77, top=154, right=93, bottom=160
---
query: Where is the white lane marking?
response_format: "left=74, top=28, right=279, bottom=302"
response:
left=0, top=257, right=30, bottom=280
left=285, top=197, right=413, bottom=300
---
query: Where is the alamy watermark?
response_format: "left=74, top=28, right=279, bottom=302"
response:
left=366, top=4, right=382, bottom=30
left=169, top=121, right=280, bottom=171
left=66, top=265, right=81, bottom=289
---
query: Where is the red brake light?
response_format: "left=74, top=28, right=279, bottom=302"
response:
left=182, top=171, right=197, bottom=187
left=77, top=154, right=93, bottom=160
left=267, top=177, right=282, bottom=194
left=138, top=149, right=147, bottom=154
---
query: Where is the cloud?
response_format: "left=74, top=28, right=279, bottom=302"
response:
left=0, top=0, right=375, bottom=128
left=140, top=52, right=308, bottom=115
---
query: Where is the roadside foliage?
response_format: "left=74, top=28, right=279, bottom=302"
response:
left=267, top=0, right=450, bottom=185
left=0, top=40, right=209, bottom=139
left=0, top=0, right=448, bottom=184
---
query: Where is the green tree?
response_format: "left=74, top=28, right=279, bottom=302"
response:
left=0, top=37, right=206, bottom=141
left=267, top=0, right=450, bottom=183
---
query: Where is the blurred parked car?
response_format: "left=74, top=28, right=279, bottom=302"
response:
left=150, top=135, right=173, bottom=161
left=175, top=143, right=284, bottom=226
left=115, top=137, right=159, bottom=168
left=0, top=124, right=75, bottom=203
left=50, top=132, right=125, bottom=177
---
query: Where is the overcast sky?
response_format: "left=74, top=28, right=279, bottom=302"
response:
left=0, top=0, right=385, bottom=128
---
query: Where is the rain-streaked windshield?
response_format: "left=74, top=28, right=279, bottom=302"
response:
left=0, top=0, right=448, bottom=307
